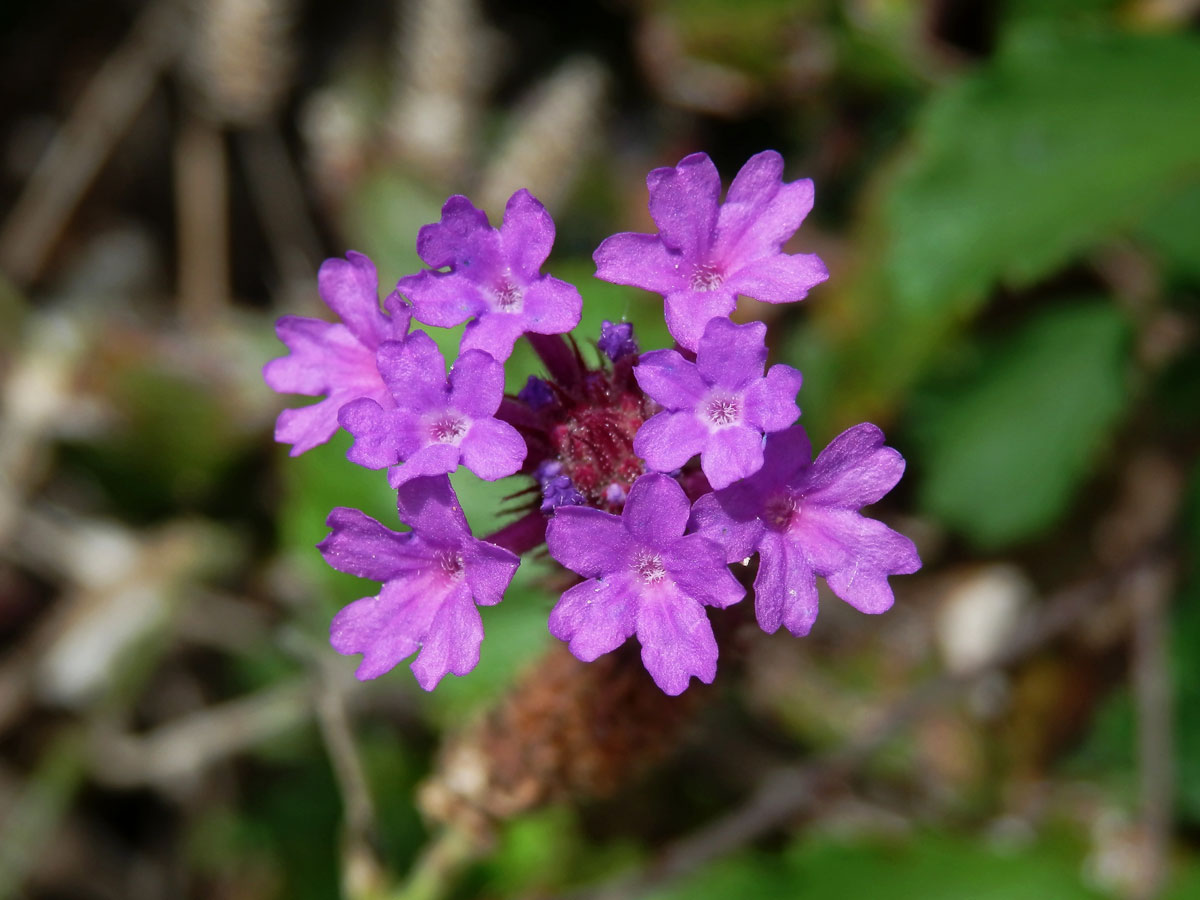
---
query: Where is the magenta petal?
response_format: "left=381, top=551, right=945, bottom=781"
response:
left=623, top=474, right=691, bottom=541
left=275, top=396, right=345, bottom=457
left=459, top=418, right=526, bottom=481
left=410, top=584, right=484, bottom=690
left=398, top=270, right=486, bottom=328
left=464, top=541, right=520, bottom=607
left=416, top=195, right=501, bottom=277
left=264, top=317, right=355, bottom=396
left=689, top=490, right=764, bottom=564
left=330, top=577, right=437, bottom=680
left=376, top=333, right=447, bottom=410
left=725, top=252, right=828, bottom=304
left=318, top=251, right=388, bottom=346
left=647, top=152, right=721, bottom=260
left=633, top=349, right=707, bottom=409
left=395, top=475, right=471, bottom=544
left=593, top=232, right=685, bottom=294
left=636, top=590, right=717, bottom=695
left=634, top=411, right=707, bottom=474
left=744, top=364, right=803, bottom=432
left=754, top=533, right=818, bottom=636
left=663, top=288, right=737, bottom=352
left=718, top=162, right=815, bottom=263
left=459, top=314, right=529, bottom=362
left=757, top=425, right=813, bottom=487
left=388, top=443, right=462, bottom=488
left=500, top=189, right=555, bottom=280
left=666, top=533, right=744, bottom=610
left=318, top=507, right=411, bottom=580
left=701, top=426, right=764, bottom=490
left=546, top=506, right=633, bottom=577
left=549, top=578, right=637, bottom=662
left=448, top=350, right=504, bottom=418
left=803, top=423, right=907, bottom=508
left=696, top=318, right=767, bottom=389
left=339, top=398, right=407, bottom=469
left=801, top=508, right=920, bottom=614
left=520, top=277, right=583, bottom=336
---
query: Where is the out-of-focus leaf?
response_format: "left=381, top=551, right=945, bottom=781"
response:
left=910, top=301, right=1130, bottom=548
left=344, top=170, right=445, bottom=287
left=1138, top=180, right=1200, bottom=288
left=887, top=28, right=1200, bottom=316
left=642, top=851, right=796, bottom=900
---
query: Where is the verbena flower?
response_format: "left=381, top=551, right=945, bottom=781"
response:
left=690, top=424, right=921, bottom=637
left=597, top=319, right=639, bottom=361
left=264, top=251, right=411, bottom=455
left=338, top=330, right=526, bottom=488
left=633, top=317, right=803, bottom=489
left=398, top=189, right=583, bottom=361
left=593, top=150, right=828, bottom=350
left=321, top=475, right=519, bottom=689
left=546, top=473, right=744, bottom=695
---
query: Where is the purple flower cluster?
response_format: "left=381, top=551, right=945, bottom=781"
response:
left=266, top=151, right=919, bottom=695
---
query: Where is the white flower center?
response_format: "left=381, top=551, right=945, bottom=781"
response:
left=436, top=549, right=465, bottom=580
left=704, top=394, right=741, bottom=427
left=430, top=415, right=468, bottom=443
left=632, top=548, right=667, bottom=584
left=690, top=263, right=724, bottom=292
left=493, top=278, right=523, bottom=312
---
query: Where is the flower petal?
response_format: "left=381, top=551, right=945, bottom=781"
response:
left=743, top=364, right=803, bottom=433
left=464, top=540, right=520, bottom=607
left=724, top=252, right=828, bottom=304
left=716, top=154, right=815, bottom=263
left=666, top=533, right=745, bottom=609
left=636, top=589, right=717, bottom=695
left=330, top=575, right=440, bottom=680
left=416, top=195, right=502, bottom=280
left=388, top=443, right=462, bottom=488
left=663, top=288, right=737, bottom=352
left=521, top=276, right=583, bottom=336
left=395, top=474, right=471, bottom=545
left=754, top=532, right=819, bottom=636
left=689, top=490, right=765, bottom=564
left=801, top=423, right=907, bottom=509
left=700, top=426, right=764, bottom=490
left=318, top=507, right=414, bottom=580
left=546, top=506, right=632, bottom=577
left=318, top=251, right=388, bottom=346
left=448, top=350, right=505, bottom=418
left=593, top=232, right=685, bottom=294
left=549, top=577, right=637, bottom=662
left=647, top=152, right=721, bottom=260
left=623, top=473, right=691, bottom=541
left=633, top=349, right=707, bottom=410
left=798, top=508, right=920, bottom=614
left=459, top=418, right=527, bottom=481
left=376, top=333, right=447, bottom=411
left=696, top=318, right=767, bottom=389
left=459, top=313, right=529, bottom=362
left=274, top=396, right=346, bottom=457
left=339, top=398, right=413, bottom=469
left=633, top=411, right=707, bottom=474
left=410, top=583, right=484, bottom=689
left=500, top=189, right=555, bottom=280
left=398, top=270, right=488, bottom=328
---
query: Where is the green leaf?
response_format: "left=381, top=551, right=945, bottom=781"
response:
left=1138, top=179, right=1200, bottom=288
left=910, top=301, right=1130, bottom=548
left=887, top=29, right=1200, bottom=316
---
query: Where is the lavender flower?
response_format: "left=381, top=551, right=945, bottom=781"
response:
left=264, top=251, right=411, bottom=455
left=597, top=320, right=639, bottom=362
left=546, top=473, right=744, bottom=695
left=337, top=331, right=526, bottom=488
left=691, top=424, right=921, bottom=637
left=634, top=317, right=802, bottom=490
left=593, top=151, right=828, bottom=350
left=321, top=475, right=519, bottom=689
left=398, top=189, right=583, bottom=361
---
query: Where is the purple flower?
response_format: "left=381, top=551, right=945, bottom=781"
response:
left=545, top=473, right=744, bottom=695
left=691, top=424, right=921, bottom=637
left=593, top=151, right=828, bottom=351
left=264, top=251, right=411, bottom=455
left=597, top=320, right=639, bottom=362
left=321, top=475, right=519, bottom=689
left=337, top=331, right=527, bottom=488
left=398, top=190, right=583, bottom=361
left=518, top=375, right=555, bottom=410
left=633, top=317, right=802, bottom=490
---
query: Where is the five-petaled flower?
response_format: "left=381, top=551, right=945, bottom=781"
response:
left=398, top=189, right=583, bottom=361
left=691, top=424, right=921, bottom=637
left=593, top=150, right=828, bottom=351
left=633, top=317, right=803, bottom=489
left=264, top=251, right=411, bottom=455
left=546, top=474, right=745, bottom=695
left=337, top=330, right=527, bottom=488
left=321, top=475, right=520, bottom=689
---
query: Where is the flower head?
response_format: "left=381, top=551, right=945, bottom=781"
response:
left=546, top=473, right=744, bottom=694
left=598, top=320, right=639, bottom=362
left=264, top=251, right=411, bottom=455
left=633, top=317, right=802, bottom=489
left=691, top=424, right=921, bottom=637
left=593, top=150, right=828, bottom=350
left=321, top=475, right=519, bottom=689
left=398, top=189, right=583, bottom=361
left=337, top=331, right=526, bottom=488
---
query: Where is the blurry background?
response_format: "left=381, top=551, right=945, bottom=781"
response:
left=1, top=0, right=1198, bottom=898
